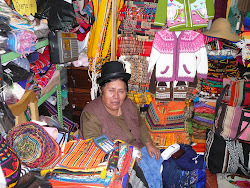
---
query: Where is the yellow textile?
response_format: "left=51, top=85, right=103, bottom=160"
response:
left=12, top=0, right=37, bottom=16
left=88, top=0, right=123, bottom=72
left=226, top=0, right=232, bottom=19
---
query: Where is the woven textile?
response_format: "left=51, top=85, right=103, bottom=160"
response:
left=0, top=134, right=21, bottom=188
left=118, top=1, right=161, bottom=36
left=189, top=101, right=216, bottom=144
left=145, top=97, right=189, bottom=147
left=59, top=139, right=106, bottom=169
left=6, top=122, right=61, bottom=170
left=117, top=34, right=153, bottom=57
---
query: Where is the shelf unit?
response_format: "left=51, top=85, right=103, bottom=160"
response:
left=1, top=39, right=63, bottom=125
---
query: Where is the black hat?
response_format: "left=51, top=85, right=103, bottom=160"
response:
left=97, top=61, right=131, bottom=85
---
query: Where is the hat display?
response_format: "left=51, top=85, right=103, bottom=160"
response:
left=97, top=61, right=131, bottom=85
left=6, top=122, right=62, bottom=170
left=202, top=18, right=242, bottom=42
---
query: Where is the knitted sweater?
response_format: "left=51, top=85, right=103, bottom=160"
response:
left=80, top=96, right=145, bottom=148
left=148, top=29, right=208, bottom=82
left=154, top=0, right=214, bottom=31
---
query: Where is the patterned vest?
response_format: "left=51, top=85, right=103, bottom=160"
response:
left=81, top=96, right=143, bottom=148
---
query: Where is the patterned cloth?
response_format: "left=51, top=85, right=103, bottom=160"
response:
left=59, top=139, right=106, bottom=169
left=118, top=1, right=161, bottom=36
left=188, top=101, right=216, bottom=146
left=145, top=97, right=189, bottom=147
left=0, top=134, right=21, bottom=188
left=6, top=122, right=61, bottom=170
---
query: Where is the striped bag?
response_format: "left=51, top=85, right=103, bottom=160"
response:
left=214, top=84, right=250, bottom=141
left=226, top=76, right=250, bottom=107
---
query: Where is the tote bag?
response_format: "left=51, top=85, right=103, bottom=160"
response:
left=205, top=130, right=250, bottom=176
left=214, top=84, right=250, bottom=141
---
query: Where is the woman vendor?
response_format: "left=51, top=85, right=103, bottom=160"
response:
left=79, top=61, right=160, bottom=160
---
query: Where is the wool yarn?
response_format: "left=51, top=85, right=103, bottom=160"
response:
left=6, top=122, right=61, bottom=170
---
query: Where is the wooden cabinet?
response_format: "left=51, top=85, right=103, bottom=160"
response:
left=67, top=66, right=91, bottom=125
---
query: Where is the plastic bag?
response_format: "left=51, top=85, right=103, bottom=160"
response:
left=35, top=0, right=78, bottom=31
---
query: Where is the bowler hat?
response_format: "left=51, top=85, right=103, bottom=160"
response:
left=97, top=61, right=131, bottom=85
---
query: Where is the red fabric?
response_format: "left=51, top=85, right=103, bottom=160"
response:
left=213, top=0, right=228, bottom=21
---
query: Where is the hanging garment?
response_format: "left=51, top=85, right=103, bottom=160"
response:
left=154, top=0, right=214, bottom=31
left=88, top=0, right=123, bottom=72
left=148, top=29, right=208, bottom=82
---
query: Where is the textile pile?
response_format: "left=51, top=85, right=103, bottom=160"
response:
left=49, top=140, right=143, bottom=187
left=145, top=98, right=190, bottom=148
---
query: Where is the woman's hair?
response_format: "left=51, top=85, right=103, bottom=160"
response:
left=98, top=78, right=128, bottom=95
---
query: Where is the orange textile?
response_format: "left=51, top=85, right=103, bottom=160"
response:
left=59, top=139, right=106, bottom=169
left=49, top=179, right=105, bottom=188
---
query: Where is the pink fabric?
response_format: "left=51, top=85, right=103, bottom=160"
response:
left=153, top=29, right=205, bottom=54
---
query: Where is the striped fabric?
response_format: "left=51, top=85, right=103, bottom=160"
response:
left=229, top=80, right=245, bottom=107
left=59, top=139, right=106, bottom=169
left=44, top=101, right=78, bottom=132
left=145, top=97, right=189, bottom=147
left=215, top=103, right=243, bottom=139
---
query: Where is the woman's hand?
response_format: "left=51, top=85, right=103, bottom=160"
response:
left=145, top=142, right=161, bottom=160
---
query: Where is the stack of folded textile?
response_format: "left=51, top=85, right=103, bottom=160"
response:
left=145, top=98, right=190, bottom=148
left=49, top=139, right=141, bottom=187
left=49, top=138, right=111, bottom=187
left=188, top=101, right=216, bottom=150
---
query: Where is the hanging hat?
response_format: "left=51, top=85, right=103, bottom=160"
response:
left=202, top=18, right=242, bottom=42
left=6, top=122, right=62, bottom=170
left=97, top=61, right=131, bottom=86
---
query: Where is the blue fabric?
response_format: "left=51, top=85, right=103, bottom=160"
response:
left=244, top=17, right=250, bottom=27
left=175, top=144, right=204, bottom=171
left=208, top=55, right=235, bottom=60
left=162, top=158, right=206, bottom=188
left=17, top=79, right=28, bottom=89
left=195, top=161, right=207, bottom=188
left=138, top=146, right=163, bottom=188
left=162, top=159, right=188, bottom=188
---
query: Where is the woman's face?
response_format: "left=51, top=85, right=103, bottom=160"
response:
left=100, top=79, right=127, bottom=114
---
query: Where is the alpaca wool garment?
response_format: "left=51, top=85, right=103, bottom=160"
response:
left=6, top=122, right=61, bottom=170
left=148, top=29, right=208, bottom=82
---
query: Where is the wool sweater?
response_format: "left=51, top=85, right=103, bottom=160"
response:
left=148, top=29, right=208, bottom=82
left=79, top=96, right=152, bottom=148
left=154, top=0, right=214, bottom=31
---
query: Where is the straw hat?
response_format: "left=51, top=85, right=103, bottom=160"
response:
left=202, top=18, right=242, bottom=42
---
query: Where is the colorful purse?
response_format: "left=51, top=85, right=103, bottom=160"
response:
left=214, top=84, right=250, bottom=141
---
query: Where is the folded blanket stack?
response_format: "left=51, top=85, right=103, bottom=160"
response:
left=188, top=101, right=216, bottom=148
